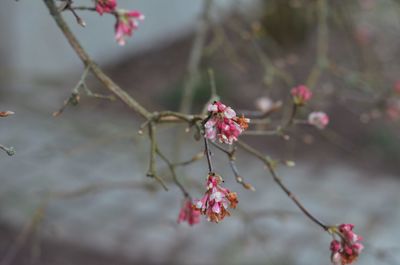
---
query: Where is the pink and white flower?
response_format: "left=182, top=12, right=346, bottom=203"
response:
left=308, top=111, right=329, bottom=129
left=114, top=10, right=144, bottom=46
left=194, top=174, right=238, bottom=223
left=329, top=224, right=364, bottom=265
left=205, top=101, right=249, bottom=144
left=95, top=0, right=117, bottom=15
left=291, top=85, right=312, bottom=105
left=255, top=97, right=274, bottom=113
left=177, top=198, right=200, bottom=226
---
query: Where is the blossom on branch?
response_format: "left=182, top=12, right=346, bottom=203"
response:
left=194, top=174, right=238, bottom=223
left=114, top=10, right=144, bottom=46
left=329, top=224, right=364, bottom=265
left=291, top=85, right=312, bottom=105
left=205, top=101, right=249, bottom=144
left=308, top=111, right=329, bottom=129
left=177, top=198, right=200, bottom=226
left=95, top=0, right=117, bottom=15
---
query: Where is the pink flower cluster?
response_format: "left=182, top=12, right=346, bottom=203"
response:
left=308, top=111, right=329, bottom=129
left=194, top=174, right=238, bottom=223
left=291, top=85, right=312, bottom=105
left=205, top=101, right=249, bottom=144
left=94, top=0, right=144, bottom=46
left=177, top=198, right=200, bottom=226
left=95, top=0, right=116, bottom=15
left=330, top=224, right=364, bottom=265
left=114, top=11, right=144, bottom=46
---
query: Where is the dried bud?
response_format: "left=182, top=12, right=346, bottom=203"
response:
left=77, top=17, right=86, bottom=27
left=285, top=160, right=296, bottom=167
left=0, top=111, right=15, bottom=117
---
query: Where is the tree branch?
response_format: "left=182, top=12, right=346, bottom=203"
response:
left=43, top=0, right=151, bottom=120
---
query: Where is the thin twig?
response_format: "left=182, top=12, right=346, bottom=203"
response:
left=203, top=137, right=214, bottom=173
left=0, top=144, right=15, bottom=156
left=0, top=201, right=47, bottom=265
left=236, top=140, right=328, bottom=231
left=179, top=0, right=213, bottom=114
left=43, top=0, right=151, bottom=120
left=146, top=123, right=168, bottom=191
left=201, top=68, right=220, bottom=115
left=173, top=152, right=204, bottom=167
left=210, top=142, right=255, bottom=191
left=156, top=147, right=190, bottom=198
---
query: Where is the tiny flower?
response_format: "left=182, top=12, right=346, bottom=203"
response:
left=291, top=85, right=312, bottom=105
left=115, top=10, right=144, bottom=46
left=194, top=174, right=238, bottom=223
left=255, top=97, right=273, bottom=113
left=177, top=198, right=200, bottom=226
left=329, top=224, right=364, bottom=265
left=308, top=111, right=329, bottom=129
left=95, top=0, right=117, bottom=15
left=205, top=101, right=249, bottom=144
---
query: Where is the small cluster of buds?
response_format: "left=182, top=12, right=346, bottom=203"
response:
left=330, top=224, right=364, bottom=265
left=205, top=101, right=249, bottom=144
left=291, top=85, right=313, bottom=106
left=194, top=174, right=238, bottom=223
left=114, top=11, right=145, bottom=46
left=177, top=198, right=200, bottom=226
left=95, top=0, right=116, bottom=15
left=291, top=85, right=330, bottom=129
left=94, top=0, right=144, bottom=45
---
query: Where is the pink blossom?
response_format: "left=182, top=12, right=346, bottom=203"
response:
left=95, top=0, right=117, bottom=15
left=308, top=111, right=329, bottom=129
left=329, top=224, right=364, bottom=265
left=291, top=85, right=312, bottom=105
left=205, top=101, right=249, bottom=144
left=394, top=81, right=400, bottom=94
left=386, top=98, right=400, bottom=120
left=114, top=10, right=144, bottom=46
left=177, top=198, right=200, bottom=226
left=194, top=174, right=238, bottom=223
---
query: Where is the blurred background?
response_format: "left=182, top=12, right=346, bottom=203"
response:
left=0, top=0, right=400, bottom=264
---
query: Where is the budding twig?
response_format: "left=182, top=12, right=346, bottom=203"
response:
left=146, top=123, right=168, bottom=191
left=0, top=144, right=15, bottom=156
left=236, top=140, right=328, bottom=231
left=156, top=147, right=191, bottom=199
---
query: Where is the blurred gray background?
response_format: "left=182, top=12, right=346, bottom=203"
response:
left=0, top=0, right=400, bottom=265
